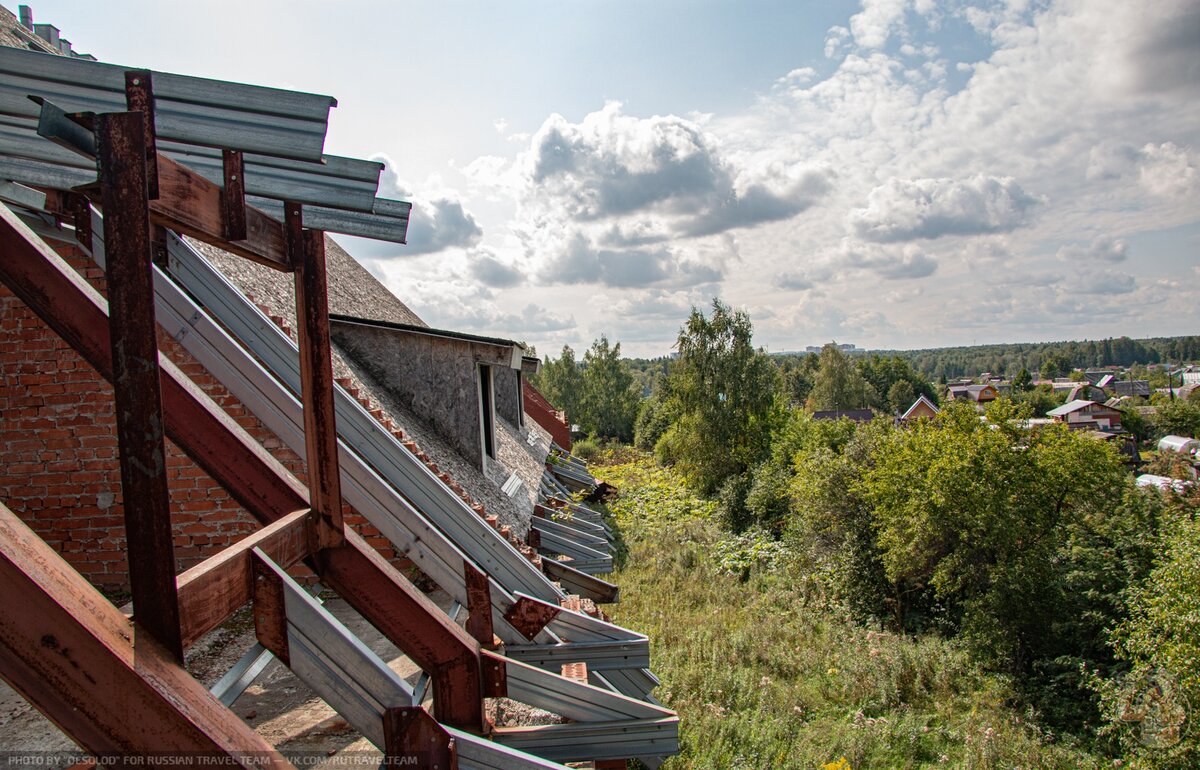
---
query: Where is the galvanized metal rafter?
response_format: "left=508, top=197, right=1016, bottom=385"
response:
left=0, top=45, right=336, bottom=161
left=0, top=207, right=485, bottom=732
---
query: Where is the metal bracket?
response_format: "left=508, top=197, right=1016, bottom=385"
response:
left=502, top=596, right=561, bottom=641
left=481, top=651, right=508, bottom=698
left=382, top=706, right=459, bottom=770
left=221, top=149, right=247, bottom=241
left=250, top=551, right=290, bottom=666
left=463, top=560, right=495, bottom=648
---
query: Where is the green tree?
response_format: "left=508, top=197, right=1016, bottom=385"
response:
left=578, top=335, right=640, bottom=442
left=887, top=379, right=916, bottom=414
left=633, top=375, right=677, bottom=450
left=1101, top=499, right=1200, bottom=769
left=538, top=345, right=583, bottom=426
left=656, top=299, right=781, bottom=493
left=1153, top=400, right=1200, bottom=438
left=1012, top=367, right=1033, bottom=393
left=864, top=400, right=1129, bottom=672
left=806, top=343, right=876, bottom=412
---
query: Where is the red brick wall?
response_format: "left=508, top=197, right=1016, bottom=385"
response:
left=0, top=240, right=400, bottom=593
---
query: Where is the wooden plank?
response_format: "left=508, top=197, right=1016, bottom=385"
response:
left=175, top=507, right=312, bottom=648
left=288, top=209, right=344, bottom=550
left=151, top=152, right=288, bottom=269
left=0, top=501, right=294, bottom=765
left=96, top=109, right=181, bottom=661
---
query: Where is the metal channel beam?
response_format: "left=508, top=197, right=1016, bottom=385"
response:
left=0, top=500, right=294, bottom=765
left=492, top=718, right=679, bottom=763
left=445, top=728, right=572, bottom=770
left=535, top=533, right=612, bottom=574
left=0, top=45, right=334, bottom=161
left=0, top=123, right=410, bottom=245
left=504, top=639, right=650, bottom=672
left=163, top=231, right=564, bottom=601
left=541, top=559, right=620, bottom=605
left=531, top=516, right=612, bottom=552
left=252, top=550, right=414, bottom=749
left=161, top=142, right=381, bottom=211
left=175, top=507, right=312, bottom=648
left=488, top=652, right=672, bottom=723
left=0, top=206, right=484, bottom=732
left=143, top=225, right=534, bottom=639
left=250, top=195, right=411, bottom=244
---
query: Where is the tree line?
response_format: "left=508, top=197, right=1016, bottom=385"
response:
left=533, top=301, right=1198, bottom=767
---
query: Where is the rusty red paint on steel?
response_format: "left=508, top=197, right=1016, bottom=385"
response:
left=0, top=501, right=295, bottom=764
left=463, top=560, right=495, bottom=648
left=480, top=650, right=507, bottom=698
left=221, top=149, right=247, bottom=242
left=96, top=109, right=182, bottom=662
left=251, top=551, right=291, bottom=666
left=287, top=205, right=344, bottom=551
left=383, top=706, right=459, bottom=770
left=317, top=538, right=484, bottom=732
left=124, top=70, right=159, bottom=200
left=0, top=214, right=484, bottom=733
left=502, top=596, right=561, bottom=640
left=0, top=208, right=309, bottom=519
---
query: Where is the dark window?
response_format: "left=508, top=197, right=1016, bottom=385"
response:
left=479, top=364, right=495, bottom=459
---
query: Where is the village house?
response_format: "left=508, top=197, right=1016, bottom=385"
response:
left=1046, top=399, right=1124, bottom=431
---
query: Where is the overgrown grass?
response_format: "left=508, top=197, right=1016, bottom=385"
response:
left=595, top=451, right=1108, bottom=770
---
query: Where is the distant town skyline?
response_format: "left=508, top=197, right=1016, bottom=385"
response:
left=28, top=0, right=1200, bottom=357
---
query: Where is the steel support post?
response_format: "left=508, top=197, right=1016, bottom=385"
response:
left=95, top=110, right=182, bottom=661
left=286, top=204, right=345, bottom=551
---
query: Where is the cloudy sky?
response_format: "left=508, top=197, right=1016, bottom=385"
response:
left=37, top=0, right=1200, bottom=356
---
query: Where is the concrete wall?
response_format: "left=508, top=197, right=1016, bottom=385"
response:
left=331, top=321, right=517, bottom=471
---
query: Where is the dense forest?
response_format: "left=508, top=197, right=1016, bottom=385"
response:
left=875, top=335, right=1200, bottom=381
left=533, top=303, right=1199, bottom=769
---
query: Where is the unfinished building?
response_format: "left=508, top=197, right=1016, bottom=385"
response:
left=0, top=5, right=676, bottom=767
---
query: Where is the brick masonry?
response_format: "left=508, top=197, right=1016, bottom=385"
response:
left=0, top=240, right=402, bottom=593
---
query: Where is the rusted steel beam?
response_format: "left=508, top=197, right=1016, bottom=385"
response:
left=288, top=207, right=344, bottom=551
left=0, top=210, right=485, bottom=734
left=96, top=110, right=182, bottom=662
left=0, top=205, right=311, bottom=522
left=251, top=551, right=291, bottom=666
left=176, top=508, right=312, bottom=649
left=463, top=560, right=495, bottom=648
left=151, top=153, right=289, bottom=270
left=69, top=193, right=92, bottom=249
left=318, top=534, right=484, bottom=732
left=503, top=596, right=562, bottom=641
left=383, top=706, right=458, bottom=770
left=0, top=500, right=295, bottom=765
left=124, top=70, right=159, bottom=200
left=221, top=149, right=247, bottom=241
left=481, top=652, right=507, bottom=698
